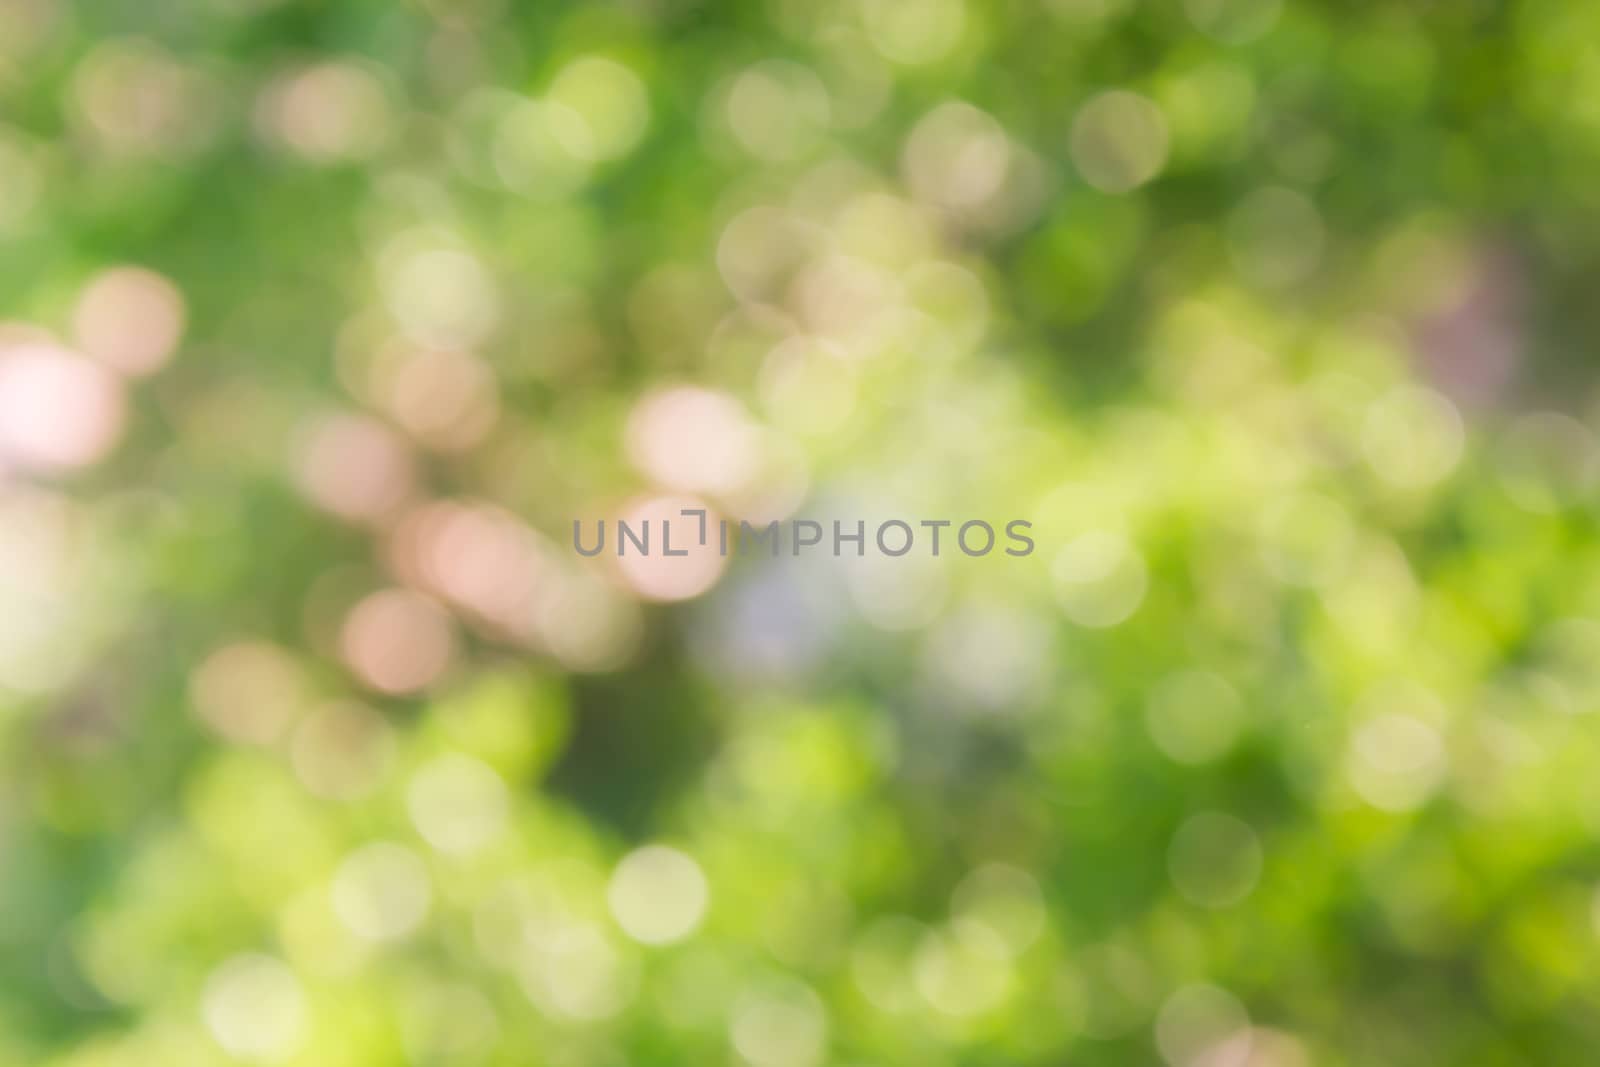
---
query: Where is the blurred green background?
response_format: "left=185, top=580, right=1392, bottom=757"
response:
left=5, top=0, right=1600, bottom=1064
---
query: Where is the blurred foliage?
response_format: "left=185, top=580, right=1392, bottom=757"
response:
left=5, top=0, right=1600, bottom=1066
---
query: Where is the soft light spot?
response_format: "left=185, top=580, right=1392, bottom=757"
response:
left=862, top=0, right=966, bottom=66
left=922, top=604, right=1052, bottom=710
left=951, top=863, right=1047, bottom=955
left=1362, top=385, right=1464, bottom=490
left=0, top=343, right=126, bottom=471
left=332, top=842, right=432, bottom=941
left=626, top=386, right=760, bottom=495
left=1145, top=671, right=1247, bottom=765
left=0, top=488, right=87, bottom=694
left=293, top=412, right=416, bottom=524
left=258, top=60, right=392, bottom=163
left=614, top=494, right=729, bottom=603
left=519, top=922, right=636, bottom=1020
left=407, top=753, right=509, bottom=854
left=1070, top=90, right=1169, bottom=193
left=372, top=345, right=499, bottom=452
left=730, top=979, right=828, bottom=1067
left=1237, top=1028, right=1311, bottom=1067
left=716, top=206, right=813, bottom=304
left=340, top=588, right=455, bottom=695
left=191, top=641, right=307, bottom=746
left=391, top=500, right=545, bottom=628
left=1348, top=713, right=1446, bottom=812
left=833, top=191, right=935, bottom=268
left=1495, top=412, right=1600, bottom=514
left=381, top=240, right=499, bottom=348
left=790, top=252, right=900, bottom=346
left=903, top=101, right=1011, bottom=211
left=1051, top=530, right=1148, bottom=627
left=717, top=430, right=812, bottom=525
left=1156, top=984, right=1252, bottom=1067
left=493, top=97, right=592, bottom=197
left=72, top=266, right=186, bottom=377
left=202, top=954, right=307, bottom=1063
left=759, top=336, right=858, bottom=438
left=74, top=38, right=214, bottom=157
left=532, top=566, right=643, bottom=671
left=546, top=56, right=649, bottom=162
left=913, top=921, right=1012, bottom=1016
left=290, top=701, right=395, bottom=800
left=608, top=845, right=710, bottom=945
left=727, top=60, right=831, bottom=162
